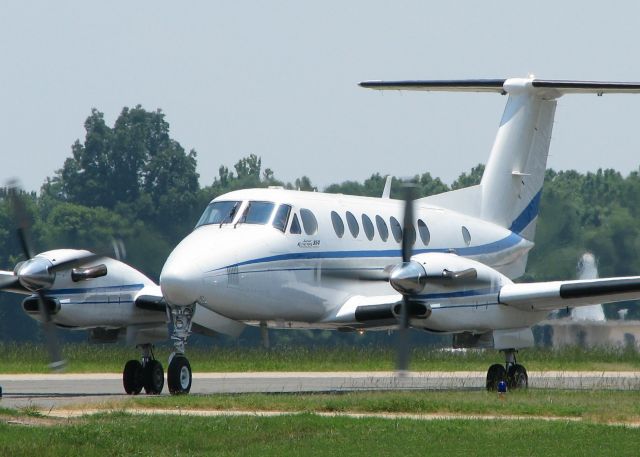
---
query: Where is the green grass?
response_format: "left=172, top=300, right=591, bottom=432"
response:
left=0, top=412, right=639, bottom=457
left=1, top=343, right=640, bottom=373
left=95, top=389, right=640, bottom=423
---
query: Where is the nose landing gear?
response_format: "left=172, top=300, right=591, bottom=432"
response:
left=166, top=302, right=195, bottom=395
left=485, top=349, right=528, bottom=391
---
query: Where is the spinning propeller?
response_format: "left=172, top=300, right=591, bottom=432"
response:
left=1, top=183, right=103, bottom=371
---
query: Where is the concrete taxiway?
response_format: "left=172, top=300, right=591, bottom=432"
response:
left=1, top=371, right=639, bottom=410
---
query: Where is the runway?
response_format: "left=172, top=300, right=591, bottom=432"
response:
left=1, top=371, right=639, bottom=410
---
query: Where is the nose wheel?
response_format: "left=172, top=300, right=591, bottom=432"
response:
left=167, top=355, right=192, bottom=394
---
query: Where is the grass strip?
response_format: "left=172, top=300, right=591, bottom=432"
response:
left=82, top=389, right=640, bottom=424
left=2, top=343, right=640, bottom=373
left=1, top=412, right=639, bottom=457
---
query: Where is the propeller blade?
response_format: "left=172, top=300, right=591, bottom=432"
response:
left=7, top=185, right=34, bottom=260
left=396, top=181, right=418, bottom=374
left=401, top=183, right=416, bottom=263
left=0, top=273, right=20, bottom=290
left=35, top=289, right=66, bottom=371
left=396, top=295, right=411, bottom=373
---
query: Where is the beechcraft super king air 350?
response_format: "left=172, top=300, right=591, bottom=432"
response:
left=157, top=77, right=640, bottom=393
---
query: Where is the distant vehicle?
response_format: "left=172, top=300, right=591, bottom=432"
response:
left=155, top=77, right=640, bottom=392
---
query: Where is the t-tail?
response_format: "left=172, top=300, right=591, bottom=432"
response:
left=361, top=77, right=640, bottom=273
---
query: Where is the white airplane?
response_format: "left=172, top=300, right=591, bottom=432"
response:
left=155, top=77, right=640, bottom=393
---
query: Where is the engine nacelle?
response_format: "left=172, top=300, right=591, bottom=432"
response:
left=405, top=252, right=511, bottom=295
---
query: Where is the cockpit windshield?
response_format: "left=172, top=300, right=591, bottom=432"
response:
left=237, top=201, right=276, bottom=225
left=195, top=201, right=241, bottom=228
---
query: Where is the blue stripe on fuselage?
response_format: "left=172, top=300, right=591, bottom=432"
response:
left=209, top=232, right=525, bottom=273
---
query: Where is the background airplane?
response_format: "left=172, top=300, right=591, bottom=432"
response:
left=0, top=186, right=243, bottom=395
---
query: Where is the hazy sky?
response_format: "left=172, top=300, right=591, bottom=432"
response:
left=2, top=1, right=640, bottom=192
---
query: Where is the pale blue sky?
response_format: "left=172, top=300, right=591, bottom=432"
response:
left=2, top=1, right=640, bottom=192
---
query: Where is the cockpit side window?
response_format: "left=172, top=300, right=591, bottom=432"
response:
left=238, top=201, right=276, bottom=225
left=195, top=201, right=241, bottom=228
left=290, top=213, right=302, bottom=234
left=273, top=204, right=291, bottom=232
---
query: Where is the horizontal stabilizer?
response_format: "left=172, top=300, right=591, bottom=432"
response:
left=360, top=78, right=640, bottom=96
left=500, top=276, right=640, bottom=312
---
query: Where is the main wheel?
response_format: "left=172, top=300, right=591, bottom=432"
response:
left=486, top=363, right=506, bottom=391
left=507, top=364, right=528, bottom=389
left=143, top=360, right=164, bottom=395
left=167, top=355, right=192, bottom=395
left=123, top=360, right=144, bottom=395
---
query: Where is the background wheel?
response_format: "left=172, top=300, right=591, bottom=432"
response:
left=486, top=363, right=506, bottom=391
left=123, top=360, right=143, bottom=395
left=168, top=356, right=192, bottom=395
left=143, top=360, right=164, bottom=394
left=507, top=364, right=528, bottom=389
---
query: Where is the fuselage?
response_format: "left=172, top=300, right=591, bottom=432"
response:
left=160, top=188, right=547, bottom=333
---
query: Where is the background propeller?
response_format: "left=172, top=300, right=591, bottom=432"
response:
left=7, top=183, right=66, bottom=371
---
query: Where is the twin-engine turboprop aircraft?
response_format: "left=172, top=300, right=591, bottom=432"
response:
left=157, top=77, right=640, bottom=392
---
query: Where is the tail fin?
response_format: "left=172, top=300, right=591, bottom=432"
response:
left=361, top=78, right=640, bottom=241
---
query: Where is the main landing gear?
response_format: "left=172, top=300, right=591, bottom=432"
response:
left=485, top=349, right=528, bottom=391
left=123, top=344, right=164, bottom=395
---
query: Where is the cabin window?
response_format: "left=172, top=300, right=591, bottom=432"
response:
left=331, top=211, right=345, bottom=238
left=239, top=201, right=275, bottom=225
left=417, top=219, right=430, bottom=246
left=272, top=204, right=291, bottom=232
left=376, top=215, right=389, bottom=242
left=346, top=211, right=359, bottom=238
left=390, top=216, right=402, bottom=243
left=290, top=213, right=302, bottom=234
left=195, top=200, right=241, bottom=227
left=300, top=209, right=318, bottom=235
left=362, top=214, right=374, bottom=241
left=462, top=226, right=471, bottom=246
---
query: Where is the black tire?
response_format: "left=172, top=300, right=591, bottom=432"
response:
left=123, top=360, right=143, bottom=395
left=143, top=360, right=165, bottom=395
left=486, top=363, right=506, bottom=391
left=167, top=356, right=192, bottom=395
left=507, top=364, right=528, bottom=389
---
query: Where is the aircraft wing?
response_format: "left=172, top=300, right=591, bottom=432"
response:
left=499, top=276, right=640, bottom=311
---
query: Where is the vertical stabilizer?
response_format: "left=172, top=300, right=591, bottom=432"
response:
left=479, top=79, right=556, bottom=241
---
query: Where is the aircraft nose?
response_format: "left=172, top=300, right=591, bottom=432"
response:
left=160, top=252, right=205, bottom=306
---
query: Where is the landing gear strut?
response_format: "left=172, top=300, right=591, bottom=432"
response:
left=166, top=303, right=195, bottom=395
left=123, top=344, right=164, bottom=395
left=485, top=349, right=528, bottom=391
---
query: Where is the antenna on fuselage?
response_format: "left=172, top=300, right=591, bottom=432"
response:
left=382, top=175, right=392, bottom=199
